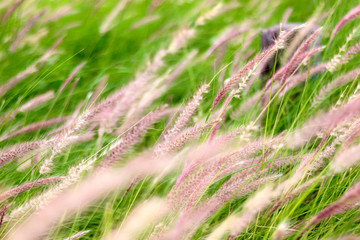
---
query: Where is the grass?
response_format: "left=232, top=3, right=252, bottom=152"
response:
left=1, top=0, right=360, bottom=239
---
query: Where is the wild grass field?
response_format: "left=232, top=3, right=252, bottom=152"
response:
left=1, top=0, right=360, bottom=239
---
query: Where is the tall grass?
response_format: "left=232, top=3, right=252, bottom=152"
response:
left=1, top=0, right=360, bottom=239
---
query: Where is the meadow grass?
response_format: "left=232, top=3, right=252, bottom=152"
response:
left=1, top=0, right=360, bottom=239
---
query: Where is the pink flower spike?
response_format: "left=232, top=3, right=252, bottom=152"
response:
left=9, top=10, right=46, bottom=52
left=0, top=204, right=9, bottom=228
left=61, top=230, right=90, bottom=240
left=0, top=177, right=61, bottom=202
left=305, top=181, right=360, bottom=231
left=0, top=140, right=45, bottom=167
left=0, top=116, right=70, bottom=141
left=164, top=83, right=209, bottom=141
left=59, top=62, right=86, bottom=94
left=98, top=107, right=173, bottom=169
left=0, top=0, right=25, bottom=24
left=280, top=28, right=322, bottom=86
left=330, top=4, right=360, bottom=42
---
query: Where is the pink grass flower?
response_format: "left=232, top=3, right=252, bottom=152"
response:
left=119, top=52, right=197, bottom=135
left=331, top=143, right=360, bottom=172
left=211, top=25, right=302, bottom=109
left=0, top=177, right=61, bottom=202
left=9, top=10, right=46, bottom=52
left=280, top=28, right=322, bottom=86
left=164, top=83, right=209, bottom=141
left=155, top=121, right=218, bottom=156
left=161, top=175, right=278, bottom=240
left=0, top=140, right=45, bottom=167
left=58, top=62, right=86, bottom=94
left=313, top=67, right=360, bottom=106
left=0, top=0, right=25, bottom=24
left=330, top=4, right=360, bottom=42
left=89, top=75, right=108, bottom=105
left=61, top=230, right=90, bottom=240
left=0, top=66, right=37, bottom=99
left=270, top=177, right=319, bottom=213
left=206, top=26, right=249, bottom=56
left=98, top=107, right=173, bottom=169
left=287, top=97, right=360, bottom=148
left=0, top=36, right=63, bottom=98
left=0, top=90, right=55, bottom=123
left=7, top=153, right=181, bottom=240
left=304, top=181, right=360, bottom=231
left=0, top=116, right=70, bottom=141
left=0, top=204, right=9, bottom=228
